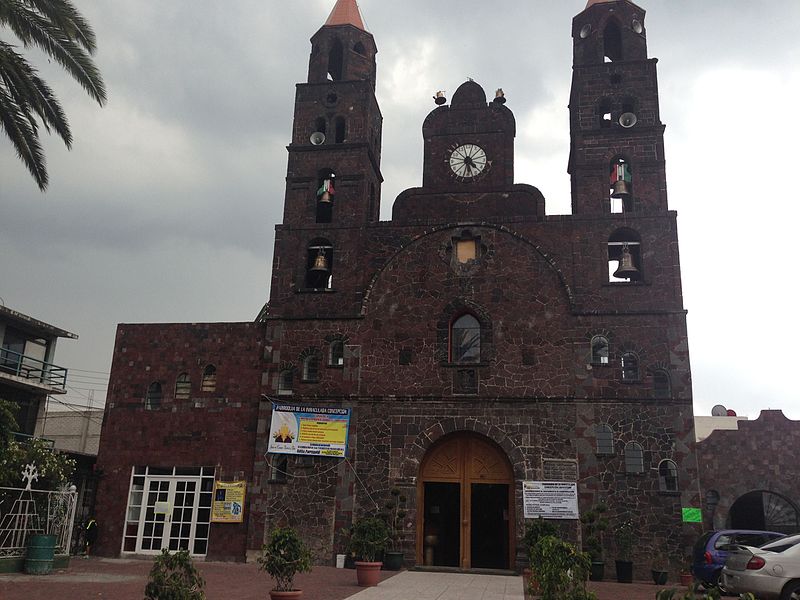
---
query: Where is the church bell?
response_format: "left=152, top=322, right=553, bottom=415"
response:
left=613, top=244, right=639, bottom=279
left=611, top=180, right=631, bottom=198
left=311, top=251, right=329, bottom=272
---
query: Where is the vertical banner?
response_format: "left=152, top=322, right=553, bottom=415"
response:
left=211, top=481, right=246, bottom=523
left=267, top=405, right=351, bottom=458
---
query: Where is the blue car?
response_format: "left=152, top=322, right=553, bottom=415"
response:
left=692, top=530, right=786, bottom=588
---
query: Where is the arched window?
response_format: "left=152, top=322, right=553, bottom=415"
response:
left=603, top=20, right=623, bottom=62
left=302, top=354, right=319, bottom=383
left=278, top=369, right=293, bottom=395
left=608, top=228, right=642, bottom=282
left=653, top=370, right=671, bottom=399
left=353, top=41, right=366, bottom=56
left=334, top=117, right=346, bottom=144
left=450, top=313, right=481, bottom=363
left=305, top=239, right=333, bottom=289
left=313, top=117, right=327, bottom=138
left=201, top=365, right=216, bottom=392
left=596, top=424, right=614, bottom=455
left=658, top=459, right=679, bottom=492
left=621, top=352, right=640, bottom=381
left=174, top=373, right=191, bottom=401
left=145, top=382, right=162, bottom=410
left=327, top=39, right=343, bottom=81
left=269, top=455, right=289, bottom=483
left=591, top=335, right=609, bottom=365
left=610, top=157, right=633, bottom=214
left=329, top=340, right=344, bottom=367
left=624, top=442, right=644, bottom=473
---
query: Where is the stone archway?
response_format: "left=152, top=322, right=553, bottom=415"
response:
left=728, top=490, right=800, bottom=535
left=416, top=432, right=515, bottom=570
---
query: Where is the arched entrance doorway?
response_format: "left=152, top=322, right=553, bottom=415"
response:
left=729, top=491, right=800, bottom=535
left=417, top=432, right=515, bottom=570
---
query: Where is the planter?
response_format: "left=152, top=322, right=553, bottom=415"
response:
left=269, top=591, right=303, bottom=600
left=355, top=561, right=382, bottom=587
left=590, top=561, right=605, bottom=581
left=25, top=534, right=57, bottom=575
left=652, top=569, right=668, bottom=585
left=679, top=573, right=694, bottom=587
left=615, top=559, right=633, bottom=584
left=383, top=551, right=404, bottom=571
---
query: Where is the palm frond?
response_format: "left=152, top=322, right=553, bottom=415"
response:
left=19, top=0, right=97, bottom=53
left=0, top=84, right=48, bottom=190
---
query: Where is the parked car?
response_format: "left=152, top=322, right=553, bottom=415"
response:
left=721, top=533, right=800, bottom=599
left=691, top=529, right=786, bottom=588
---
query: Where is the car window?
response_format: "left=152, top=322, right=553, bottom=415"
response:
left=761, top=535, right=800, bottom=553
left=737, top=534, right=768, bottom=546
left=715, top=534, right=733, bottom=549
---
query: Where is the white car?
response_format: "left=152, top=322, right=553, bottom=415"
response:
left=721, top=533, right=800, bottom=599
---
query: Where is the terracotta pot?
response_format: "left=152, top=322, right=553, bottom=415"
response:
left=269, top=590, right=303, bottom=600
left=679, top=573, right=694, bottom=587
left=355, top=561, right=382, bottom=587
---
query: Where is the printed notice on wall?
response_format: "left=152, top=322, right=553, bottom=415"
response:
left=211, top=481, right=246, bottom=523
left=267, top=405, right=351, bottom=458
left=523, top=481, right=579, bottom=520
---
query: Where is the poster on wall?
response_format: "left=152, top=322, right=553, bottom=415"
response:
left=267, top=404, right=351, bottom=458
left=523, top=481, right=579, bottom=520
left=211, top=481, right=246, bottom=523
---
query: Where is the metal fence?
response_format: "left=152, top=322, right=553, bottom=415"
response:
left=0, top=348, right=68, bottom=390
left=0, top=486, right=77, bottom=558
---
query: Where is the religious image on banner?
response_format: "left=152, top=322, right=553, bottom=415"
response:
left=267, top=405, right=350, bottom=458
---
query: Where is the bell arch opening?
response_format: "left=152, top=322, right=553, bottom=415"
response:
left=728, top=490, right=800, bottom=535
left=417, top=432, right=515, bottom=570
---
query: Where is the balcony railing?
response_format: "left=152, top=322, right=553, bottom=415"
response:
left=0, top=348, right=67, bottom=390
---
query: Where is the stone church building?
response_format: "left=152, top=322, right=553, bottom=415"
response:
left=95, top=0, right=702, bottom=571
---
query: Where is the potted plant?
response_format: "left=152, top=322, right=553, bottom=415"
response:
left=383, top=488, right=407, bottom=571
left=580, top=502, right=608, bottom=581
left=349, top=516, right=389, bottom=587
left=679, top=555, right=694, bottom=588
left=144, top=549, right=205, bottom=600
left=651, top=552, right=669, bottom=585
left=614, top=519, right=634, bottom=583
left=522, top=518, right=559, bottom=593
left=257, top=527, right=313, bottom=599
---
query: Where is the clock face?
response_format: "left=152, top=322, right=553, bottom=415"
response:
left=448, top=144, right=488, bottom=181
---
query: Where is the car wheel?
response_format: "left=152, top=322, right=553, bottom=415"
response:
left=782, top=580, right=800, bottom=600
left=701, top=571, right=721, bottom=589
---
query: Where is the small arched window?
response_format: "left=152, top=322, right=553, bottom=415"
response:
left=305, top=239, right=333, bottom=289
left=624, top=442, right=644, bottom=473
left=327, top=39, right=343, bottom=81
left=278, top=369, right=293, bottom=395
left=591, top=335, right=610, bottom=365
left=653, top=370, right=671, bottom=399
left=603, top=20, right=623, bottom=62
left=269, top=455, right=289, bottom=483
left=302, top=354, right=320, bottom=383
left=608, top=228, right=642, bottom=282
left=621, top=352, right=640, bottom=381
left=145, top=382, right=162, bottom=410
left=334, top=117, right=346, bottom=144
left=174, top=373, right=191, bottom=401
left=201, top=365, right=216, bottom=393
left=659, top=459, right=679, bottom=491
left=329, top=340, right=344, bottom=367
left=596, top=424, right=614, bottom=455
left=450, top=313, right=481, bottom=364
left=610, top=157, right=633, bottom=214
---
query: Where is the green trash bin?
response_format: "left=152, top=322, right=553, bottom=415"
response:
left=25, top=534, right=57, bottom=575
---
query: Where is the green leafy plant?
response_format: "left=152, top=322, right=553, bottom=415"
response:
left=655, top=588, right=723, bottom=600
left=348, top=516, right=389, bottom=562
left=144, top=549, right=205, bottom=600
left=529, top=534, right=597, bottom=600
left=580, top=502, right=608, bottom=561
left=257, top=527, right=312, bottom=592
left=0, top=437, right=75, bottom=490
left=385, top=488, right=407, bottom=551
left=614, top=519, right=634, bottom=562
left=523, top=518, right=559, bottom=553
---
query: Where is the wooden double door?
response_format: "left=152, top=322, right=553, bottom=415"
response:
left=417, top=433, right=515, bottom=570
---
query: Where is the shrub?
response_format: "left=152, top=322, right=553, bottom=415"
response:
left=348, top=516, right=389, bottom=562
left=523, top=518, right=559, bottom=553
left=530, top=535, right=597, bottom=600
left=614, top=519, right=634, bottom=562
left=143, top=549, right=205, bottom=600
left=580, top=503, right=608, bottom=561
left=258, top=527, right=312, bottom=592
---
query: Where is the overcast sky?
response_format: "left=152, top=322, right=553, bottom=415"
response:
left=1, top=0, right=799, bottom=420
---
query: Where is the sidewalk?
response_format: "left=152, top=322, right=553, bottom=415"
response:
left=0, top=557, right=685, bottom=600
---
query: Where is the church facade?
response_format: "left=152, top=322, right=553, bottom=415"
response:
left=94, top=0, right=701, bottom=572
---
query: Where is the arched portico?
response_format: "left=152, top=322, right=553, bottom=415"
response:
left=417, top=432, right=515, bottom=570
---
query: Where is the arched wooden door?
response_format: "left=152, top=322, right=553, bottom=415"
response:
left=417, top=433, right=515, bottom=570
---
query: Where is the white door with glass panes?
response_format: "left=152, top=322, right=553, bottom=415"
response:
left=122, top=467, right=214, bottom=556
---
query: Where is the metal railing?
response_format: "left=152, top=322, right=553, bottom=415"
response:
left=0, top=486, right=77, bottom=558
left=0, top=348, right=67, bottom=390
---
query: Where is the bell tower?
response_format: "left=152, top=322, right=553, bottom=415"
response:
left=568, top=0, right=667, bottom=216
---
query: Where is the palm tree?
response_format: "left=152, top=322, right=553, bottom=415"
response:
left=0, top=0, right=106, bottom=191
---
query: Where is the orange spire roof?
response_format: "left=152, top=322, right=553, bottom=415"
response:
left=325, top=0, right=366, bottom=31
